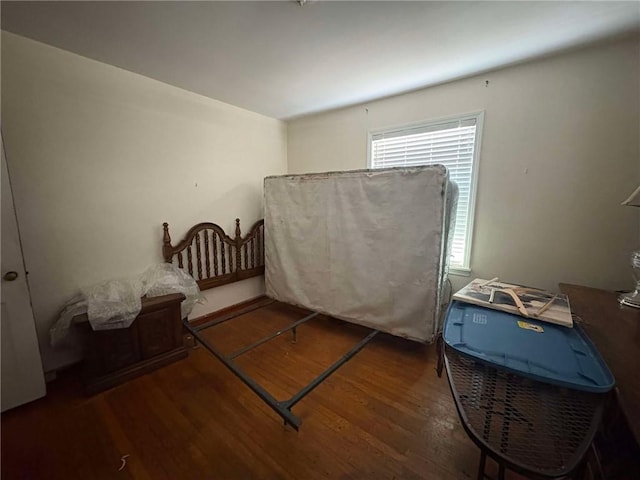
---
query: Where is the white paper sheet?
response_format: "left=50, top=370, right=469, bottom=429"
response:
left=264, top=166, right=455, bottom=343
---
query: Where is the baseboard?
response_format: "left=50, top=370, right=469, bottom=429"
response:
left=189, top=295, right=271, bottom=328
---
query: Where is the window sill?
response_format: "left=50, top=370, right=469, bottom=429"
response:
left=449, top=267, right=471, bottom=277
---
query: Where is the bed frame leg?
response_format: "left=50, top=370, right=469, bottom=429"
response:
left=436, top=332, right=444, bottom=378
left=292, top=326, right=297, bottom=344
left=283, top=330, right=379, bottom=410
left=184, top=312, right=377, bottom=431
left=182, top=319, right=302, bottom=430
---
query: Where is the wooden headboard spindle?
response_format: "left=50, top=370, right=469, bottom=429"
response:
left=162, top=218, right=265, bottom=291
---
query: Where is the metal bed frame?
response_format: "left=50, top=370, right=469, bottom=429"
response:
left=183, top=300, right=379, bottom=430
left=162, top=218, right=380, bottom=429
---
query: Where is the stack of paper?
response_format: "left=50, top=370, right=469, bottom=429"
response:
left=453, top=278, right=573, bottom=328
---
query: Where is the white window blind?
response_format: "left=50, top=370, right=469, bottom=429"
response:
left=369, top=113, right=483, bottom=270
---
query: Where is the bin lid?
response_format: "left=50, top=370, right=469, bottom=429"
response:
left=443, top=301, right=614, bottom=393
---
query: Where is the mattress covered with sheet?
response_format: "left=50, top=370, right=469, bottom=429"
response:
left=264, top=166, right=455, bottom=343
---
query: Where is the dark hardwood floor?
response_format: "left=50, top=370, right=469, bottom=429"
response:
left=2, top=302, right=523, bottom=479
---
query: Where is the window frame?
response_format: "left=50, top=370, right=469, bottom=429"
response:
left=366, top=111, right=484, bottom=275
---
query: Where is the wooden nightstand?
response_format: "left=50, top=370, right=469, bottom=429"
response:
left=80, top=292, right=188, bottom=394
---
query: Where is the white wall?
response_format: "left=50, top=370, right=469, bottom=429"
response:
left=1, top=32, right=287, bottom=372
left=288, top=36, right=640, bottom=294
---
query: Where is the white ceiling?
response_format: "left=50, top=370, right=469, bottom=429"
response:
left=2, top=1, right=639, bottom=120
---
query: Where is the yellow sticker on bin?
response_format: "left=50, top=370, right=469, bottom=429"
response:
left=517, top=321, right=544, bottom=333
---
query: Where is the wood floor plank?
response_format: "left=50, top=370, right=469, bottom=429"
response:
left=2, top=301, right=528, bottom=479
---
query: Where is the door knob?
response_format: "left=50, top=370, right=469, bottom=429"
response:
left=3, top=271, right=18, bottom=281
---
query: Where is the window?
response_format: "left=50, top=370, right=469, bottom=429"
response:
left=368, top=112, right=483, bottom=272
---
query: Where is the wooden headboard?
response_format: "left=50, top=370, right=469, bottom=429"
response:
left=162, top=218, right=265, bottom=291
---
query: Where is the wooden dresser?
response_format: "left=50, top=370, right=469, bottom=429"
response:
left=81, top=292, right=188, bottom=394
left=560, top=284, right=640, bottom=478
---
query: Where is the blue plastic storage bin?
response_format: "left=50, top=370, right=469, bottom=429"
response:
left=443, top=300, right=614, bottom=393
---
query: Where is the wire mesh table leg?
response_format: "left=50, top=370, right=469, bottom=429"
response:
left=477, top=450, right=487, bottom=480
left=498, top=462, right=505, bottom=480
left=571, top=455, right=589, bottom=480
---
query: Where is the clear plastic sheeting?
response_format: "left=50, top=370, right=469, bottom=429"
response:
left=83, top=278, right=144, bottom=331
left=50, top=263, right=203, bottom=346
left=140, top=263, right=202, bottom=319
left=50, top=296, right=89, bottom=347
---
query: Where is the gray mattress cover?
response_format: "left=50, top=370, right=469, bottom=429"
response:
left=264, top=166, right=456, bottom=343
